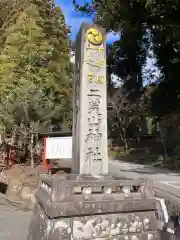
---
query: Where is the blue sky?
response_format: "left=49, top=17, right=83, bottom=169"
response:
left=56, top=0, right=158, bottom=83
left=56, top=0, right=120, bottom=44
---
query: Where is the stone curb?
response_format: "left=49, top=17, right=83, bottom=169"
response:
left=0, top=192, right=32, bottom=211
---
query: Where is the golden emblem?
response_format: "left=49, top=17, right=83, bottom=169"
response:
left=86, top=28, right=103, bottom=46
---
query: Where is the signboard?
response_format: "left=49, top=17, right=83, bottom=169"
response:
left=45, top=137, right=72, bottom=159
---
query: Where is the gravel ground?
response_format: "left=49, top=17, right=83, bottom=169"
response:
left=0, top=200, right=31, bottom=240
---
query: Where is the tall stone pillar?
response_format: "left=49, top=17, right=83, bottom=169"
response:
left=27, top=23, right=160, bottom=240
left=72, top=23, right=108, bottom=176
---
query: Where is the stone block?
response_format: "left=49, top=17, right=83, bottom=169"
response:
left=28, top=202, right=160, bottom=240
left=27, top=175, right=160, bottom=240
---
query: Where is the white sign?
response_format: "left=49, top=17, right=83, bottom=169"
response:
left=45, top=137, right=72, bottom=159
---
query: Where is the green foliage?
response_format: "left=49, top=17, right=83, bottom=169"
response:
left=0, top=0, right=72, bottom=140
left=73, top=0, right=180, bottom=165
left=73, top=0, right=180, bottom=115
left=158, top=155, right=164, bottom=162
left=34, top=0, right=72, bottom=129
left=0, top=4, right=52, bottom=91
left=128, top=148, right=136, bottom=154
left=74, top=0, right=150, bottom=102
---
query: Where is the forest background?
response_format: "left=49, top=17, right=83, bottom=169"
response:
left=0, top=0, right=180, bottom=169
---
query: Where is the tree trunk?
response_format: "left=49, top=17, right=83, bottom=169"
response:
left=30, top=133, right=34, bottom=167
left=124, top=125, right=128, bottom=153
left=124, top=138, right=128, bottom=153
left=160, top=124, right=168, bottom=161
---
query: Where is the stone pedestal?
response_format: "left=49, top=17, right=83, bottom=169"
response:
left=27, top=174, right=160, bottom=240
left=28, top=23, right=160, bottom=240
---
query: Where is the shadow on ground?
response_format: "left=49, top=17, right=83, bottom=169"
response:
left=110, top=160, right=180, bottom=176
left=119, top=166, right=180, bottom=176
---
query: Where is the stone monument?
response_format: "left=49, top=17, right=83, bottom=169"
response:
left=72, top=23, right=108, bottom=176
left=27, top=23, right=161, bottom=240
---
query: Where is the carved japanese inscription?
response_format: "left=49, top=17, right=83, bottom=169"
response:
left=72, top=23, right=108, bottom=176
left=83, top=25, right=108, bottom=175
left=85, top=93, right=102, bottom=172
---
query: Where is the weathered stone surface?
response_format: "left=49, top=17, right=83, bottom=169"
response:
left=27, top=167, right=160, bottom=239
left=28, top=203, right=71, bottom=240
left=27, top=202, right=48, bottom=240
left=72, top=23, right=108, bottom=176
left=28, top=202, right=160, bottom=240
left=142, top=212, right=157, bottom=232
left=48, top=219, right=71, bottom=240
left=33, top=175, right=155, bottom=218
left=73, top=215, right=111, bottom=239
left=21, top=185, right=36, bottom=202
left=27, top=173, right=160, bottom=239
left=38, top=174, right=154, bottom=203
left=72, top=212, right=159, bottom=240
left=6, top=177, right=23, bottom=201
left=107, top=233, right=160, bottom=240
left=36, top=197, right=156, bottom=219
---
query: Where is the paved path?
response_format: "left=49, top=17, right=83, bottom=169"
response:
left=0, top=201, right=31, bottom=240
left=109, top=160, right=180, bottom=198
left=0, top=160, right=180, bottom=239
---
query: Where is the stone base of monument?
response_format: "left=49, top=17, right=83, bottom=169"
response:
left=27, top=174, right=160, bottom=240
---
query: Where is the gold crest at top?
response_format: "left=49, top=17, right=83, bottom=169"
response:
left=86, top=28, right=103, bottom=46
